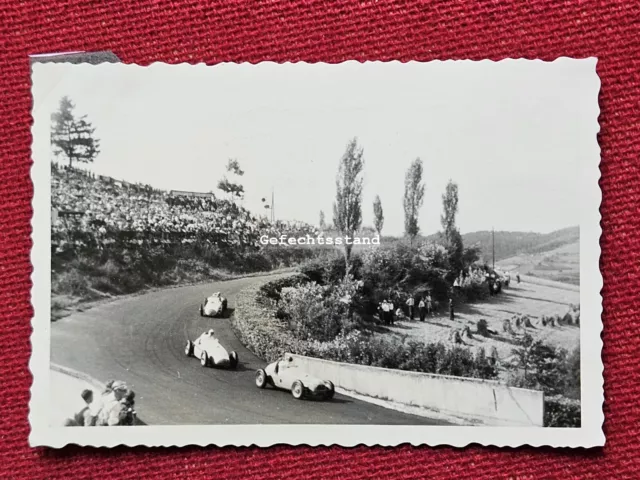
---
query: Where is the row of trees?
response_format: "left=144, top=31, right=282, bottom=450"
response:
left=329, top=137, right=464, bottom=262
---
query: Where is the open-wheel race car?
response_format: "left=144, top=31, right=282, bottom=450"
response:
left=200, top=292, right=228, bottom=317
left=185, top=329, right=239, bottom=369
left=254, top=354, right=335, bottom=400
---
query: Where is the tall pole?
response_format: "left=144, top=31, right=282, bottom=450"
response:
left=492, top=227, right=495, bottom=269
left=271, top=188, right=274, bottom=223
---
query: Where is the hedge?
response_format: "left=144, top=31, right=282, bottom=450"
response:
left=544, top=395, right=581, bottom=427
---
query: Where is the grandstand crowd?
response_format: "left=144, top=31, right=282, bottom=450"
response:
left=51, top=163, right=319, bottom=252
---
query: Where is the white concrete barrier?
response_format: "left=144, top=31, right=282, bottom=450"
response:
left=288, top=353, right=544, bottom=426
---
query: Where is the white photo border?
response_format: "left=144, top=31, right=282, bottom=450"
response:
left=29, top=59, right=604, bottom=448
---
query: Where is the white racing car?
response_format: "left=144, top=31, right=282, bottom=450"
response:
left=185, top=329, right=239, bottom=369
left=199, top=292, right=228, bottom=317
left=255, top=354, right=335, bottom=400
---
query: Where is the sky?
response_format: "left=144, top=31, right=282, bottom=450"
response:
left=33, top=60, right=600, bottom=236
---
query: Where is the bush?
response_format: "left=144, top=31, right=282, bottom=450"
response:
left=278, top=275, right=362, bottom=341
left=458, top=269, right=489, bottom=302
left=544, top=395, right=581, bottom=427
left=299, top=253, right=364, bottom=285
left=258, top=273, right=310, bottom=302
left=233, top=276, right=499, bottom=380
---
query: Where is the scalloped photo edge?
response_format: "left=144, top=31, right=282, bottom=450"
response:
left=28, top=58, right=603, bottom=448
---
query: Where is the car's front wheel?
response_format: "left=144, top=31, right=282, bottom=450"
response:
left=255, top=369, right=267, bottom=388
left=291, top=380, right=304, bottom=400
left=229, top=351, right=239, bottom=369
left=185, top=340, right=194, bottom=357
left=200, top=351, right=209, bottom=367
left=200, top=304, right=204, bottom=317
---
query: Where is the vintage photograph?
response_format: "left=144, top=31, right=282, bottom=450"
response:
left=29, top=59, right=603, bottom=448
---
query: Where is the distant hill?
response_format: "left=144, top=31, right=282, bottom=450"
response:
left=459, top=226, right=579, bottom=263
left=384, top=226, right=579, bottom=262
left=381, top=226, right=580, bottom=285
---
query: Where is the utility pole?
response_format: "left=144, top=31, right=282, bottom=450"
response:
left=492, top=227, right=495, bottom=269
left=271, top=188, right=275, bottom=223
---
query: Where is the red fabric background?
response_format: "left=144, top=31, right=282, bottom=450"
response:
left=1, top=0, right=639, bottom=478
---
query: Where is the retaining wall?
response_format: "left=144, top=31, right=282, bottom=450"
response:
left=288, top=353, right=544, bottom=426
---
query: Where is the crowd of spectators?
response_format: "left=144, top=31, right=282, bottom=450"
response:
left=51, top=163, right=319, bottom=252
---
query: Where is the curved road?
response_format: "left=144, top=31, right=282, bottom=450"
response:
left=51, top=274, right=448, bottom=425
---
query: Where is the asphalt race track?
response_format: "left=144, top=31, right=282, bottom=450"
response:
left=51, top=274, right=450, bottom=425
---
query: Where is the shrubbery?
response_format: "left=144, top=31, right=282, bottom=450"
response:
left=258, top=273, right=310, bottom=302
left=299, top=242, right=454, bottom=320
left=544, top=395, right=581, bottom=427
left=458, top=269, right=490, bottom=302
left=233, top=277, right=499, bottom=380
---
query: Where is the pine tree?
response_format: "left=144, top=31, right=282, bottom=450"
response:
left=218, top=158, right=245, bottom=201
left=51, top=96, right=100, bottom=168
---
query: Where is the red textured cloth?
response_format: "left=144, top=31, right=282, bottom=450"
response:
left=2, top=1, right=639, bottom=478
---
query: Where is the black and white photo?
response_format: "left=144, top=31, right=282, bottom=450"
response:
left=29, top=59, right=603, bottom=448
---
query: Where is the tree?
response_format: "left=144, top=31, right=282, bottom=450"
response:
left=333, top=138, right=364, bottom=263
left=319, top=210, right=327, bottom=230
left=440, top=180, right=465, bottom=277
left=441, top=180, right=459, bottom=240
left=51, top=96, right=100, bottom=168
left=403, top=158, right=425, bottom=246
left=373, top=195, right=384, bottom=236
left=218, top=158, right=245, bottom=201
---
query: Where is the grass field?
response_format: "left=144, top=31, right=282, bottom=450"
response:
left=497, top=241, right=579, bottom=286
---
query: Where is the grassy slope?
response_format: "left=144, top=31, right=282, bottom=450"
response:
left=497, top=241, right=580, bottom=286
left=387, top=277, right=580, bottom=382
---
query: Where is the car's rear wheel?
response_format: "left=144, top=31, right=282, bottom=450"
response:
left=228, top=351, right=239, bottom=369
left=185, top=340, right=194, bottom=357
left=325, top=381, right=335, bottom=400
left=291, top=380, right=304, bottom=400
left=255, top=369, right=267, bottom=388
left=200, top=351, right=209, bottom=367
left=200, top=304, right=204, bottom=317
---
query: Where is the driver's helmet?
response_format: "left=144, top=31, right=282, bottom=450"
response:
left=207, top=329, right=215, bottom=336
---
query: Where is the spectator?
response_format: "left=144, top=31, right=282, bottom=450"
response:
left=418, top=297, right=426, bottom=322
left=426, top=293, right=433, bottom=316
left=449, top=297, right=455, bottom=321
left=381, top=300, right=390, bottom=325
left=406, top=296, right=415, bottom=320
left=66, top=388, right=97, bottom=427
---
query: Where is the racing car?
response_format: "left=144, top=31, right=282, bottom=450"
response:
left=254, top=354, right=335, bottom=400
left=200, top=292, right=228, bottom=317
left=185, top=329, right=239, bottom=369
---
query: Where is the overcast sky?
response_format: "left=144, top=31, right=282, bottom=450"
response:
left=33, top=60, right=599, bottom=236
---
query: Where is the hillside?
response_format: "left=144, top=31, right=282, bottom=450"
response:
left=417, top=226, right=580, bottom=285
left=497, top=241, right=580, bottom=285
left=459, top=226, right=579, bottom=263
